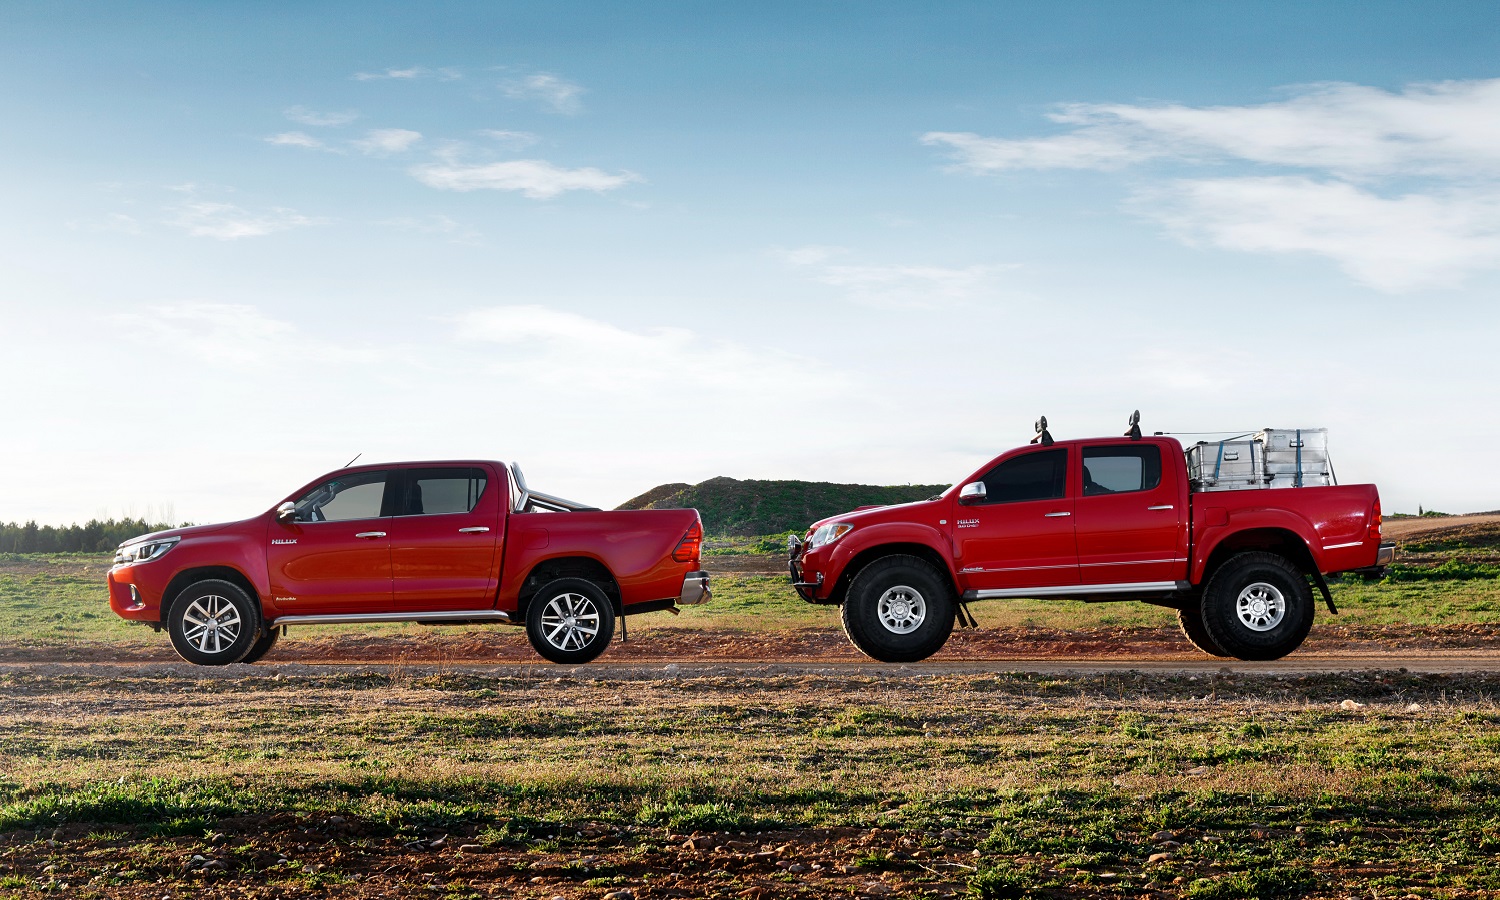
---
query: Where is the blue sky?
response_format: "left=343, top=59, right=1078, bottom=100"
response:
left=3, top=1, right=1499, bottom=524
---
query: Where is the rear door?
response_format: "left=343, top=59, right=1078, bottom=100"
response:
left=388, top=465, right=503, bottom=611
left=267, top=469, right=396, bottom=614
left=1074, top=442, right=1187, bottom=584
left=954, top=447, right=1079, bottom=590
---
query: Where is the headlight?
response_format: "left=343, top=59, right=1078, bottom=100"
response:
left=808, top=522, right=854, bottom=550
left=114, top=536, right=180, bottom=566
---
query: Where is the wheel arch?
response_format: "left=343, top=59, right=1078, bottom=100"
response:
left=827, top=542, right=958, bottom=606
left=160, top=566, right=264, bottom=625
left=517, top=555, right=622, bottom=616
left=1198, top=527, right=1318, bottom=588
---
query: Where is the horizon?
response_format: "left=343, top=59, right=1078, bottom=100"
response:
left=4, top=1, right=1500, bottom=525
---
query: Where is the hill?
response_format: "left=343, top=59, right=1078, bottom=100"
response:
left=616, top=476, right=950, bottom=536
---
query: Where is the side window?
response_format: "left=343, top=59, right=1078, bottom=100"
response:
left=980, top=449, right=1068, bottom=503
left=1082, top=445, right=1162, bottom=495
left=293, top=471, right=390, bottom=522
left=400, top=468, right=489, bottom=516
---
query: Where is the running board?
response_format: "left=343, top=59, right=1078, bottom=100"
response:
left=270, top=610, right=512, bottom=628
left=964, top=581, right=1189, bottom=601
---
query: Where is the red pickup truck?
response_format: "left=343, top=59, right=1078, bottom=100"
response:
left=108, top=461, right=709, bottom=665
left=789, top=433, right=1394, bottom=663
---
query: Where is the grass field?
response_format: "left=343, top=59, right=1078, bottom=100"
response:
left=1, top=668, right=1498, bottom=898
left=3, top=552, right=1500, bottom=654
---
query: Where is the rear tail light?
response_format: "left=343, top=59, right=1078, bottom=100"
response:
left=672, top=520, right=703, bottom=563
left=1368, top=499, right=1382, bottom=541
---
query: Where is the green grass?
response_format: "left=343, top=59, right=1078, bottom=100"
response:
left=3, top=670, right=1500, bottom=896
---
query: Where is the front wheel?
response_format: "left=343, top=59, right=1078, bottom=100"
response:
left=841, top=555, right=955, bottom=663
left=166, top=579, right=260, bottom=666
left=525, top=578, right=616, bottom=664
left=1200, top=552, right=1314, bottom=661
left=1176, top=602, right=1230, bottom=657
left=239, top=626, right=280, bottom=664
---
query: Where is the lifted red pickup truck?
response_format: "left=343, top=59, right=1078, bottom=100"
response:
left=108, top=461, right=709, bottom=665
left=789, top=432, right=1394, bottom=663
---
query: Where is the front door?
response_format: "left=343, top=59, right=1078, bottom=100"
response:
left=954, top=447, right=1079, bottom=591
left=388, top=465, right=503, bottom=611
left=1074, top=443, right=1187, bottom=584
left=266, top=469, right=395, bottom=614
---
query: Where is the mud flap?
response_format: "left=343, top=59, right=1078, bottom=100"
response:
left=955, top=601, right=979, bottom=629
left=1310, top=570, right=1337, bottom=615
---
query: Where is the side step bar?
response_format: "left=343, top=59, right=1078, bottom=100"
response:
left=964, top=581, right=1189, bottom=601
left=270, top=610, right=513, bottom=629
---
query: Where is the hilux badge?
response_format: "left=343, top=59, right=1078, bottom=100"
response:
left=271, top=539, right=298, bottom=545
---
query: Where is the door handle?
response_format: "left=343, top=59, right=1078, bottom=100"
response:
left=1147, top=505, right=1174, bottom=511
left=1044, top=511, right=1071, bottom=518
left=458, top=527, right=491, bottom=534
left=354, top=531, right=386, bottom=539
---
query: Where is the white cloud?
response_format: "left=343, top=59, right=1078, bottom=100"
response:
left=480, top=129, right=540, bottom=149
left=1139, top=177, right=1500, bottom=291
left=352, top=128, right=422, bottom=155
left=353, top=66, right=461, bottom=82
left=284, top=106, right=359, bottom=127
left=925, top=78, right=1500, bottom=291
left=112, top=303, right=376, bottom=368
left=924, top=79, right=1500, bottom=178
left=167, top=201, right=323, bottom=240
left=501, top=73, right=585, bottom=115
left=409, top=159, right=640, bottom=199
left=265, top=131, right=328, bottom=150
left=452, top=305, right=838, bottom=395
left=780, top=246, right=1014, bottom=307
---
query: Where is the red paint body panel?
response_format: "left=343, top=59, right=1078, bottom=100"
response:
left=495, top=508, right=703, bottom=613
left=793, top=436, right=1384, bottom=600
left=106, top=460, right=704, bottom=629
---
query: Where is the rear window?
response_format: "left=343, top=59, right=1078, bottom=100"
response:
left=1082, top=445, right=1162, bottom=495
left=400, top=468, right=488, bottom=515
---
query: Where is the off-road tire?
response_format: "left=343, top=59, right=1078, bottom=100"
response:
left=1176, top=602, right=1230, bottom=657
left=239, top=626, right=280, bottom=664
left=525, top=578, right=616, bottom=665
left=1200, top=552, right=1314, bottom=661
left=840, top=555, right=955, bottom=663
left=166, top=579, right=261, bottom=666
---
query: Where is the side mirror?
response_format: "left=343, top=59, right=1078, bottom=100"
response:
left=276, top=501, right=297, bottom=523
left=958, top=482, right=987, bottom=505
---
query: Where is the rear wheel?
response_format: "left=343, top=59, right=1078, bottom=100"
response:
left=166, top=579, right=260, bottom=666
left=525, top=578, right=616, bottom=664
left=840, top=555, right=955, bottom=663
left=1201, top=552, right=1314, bottom=661
left=1176, top=602, right=1230, bottom=657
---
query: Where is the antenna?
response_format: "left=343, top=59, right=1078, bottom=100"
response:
left=1030, top=416, right=1054, bottom=446
left=343, top=452, right=362, bottom=468
left=1125, top=410, right=1142, bottom=440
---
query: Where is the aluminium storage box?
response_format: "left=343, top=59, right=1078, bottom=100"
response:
left=1188, top=440, right=1265, bottom=490
left=1257, top=427, right=1333, bottom=488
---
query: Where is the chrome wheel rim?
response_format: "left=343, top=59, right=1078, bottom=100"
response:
left=181, top=594, right=243, bottom=655
left=1236, top=582, right=1286, bottom=632
left=877, top=585, right=926, bottom=635
left=540, top=592, right=602, bottom=651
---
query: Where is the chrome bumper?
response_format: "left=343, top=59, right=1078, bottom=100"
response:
left=1376, top=542, right=1396, bottom=567
left=678, top=570, right=711, bottom=605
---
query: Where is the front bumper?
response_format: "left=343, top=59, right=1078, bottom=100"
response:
left=787, top=535, right=825, bottom=602
left=678, top=570, right=712, bottom=605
